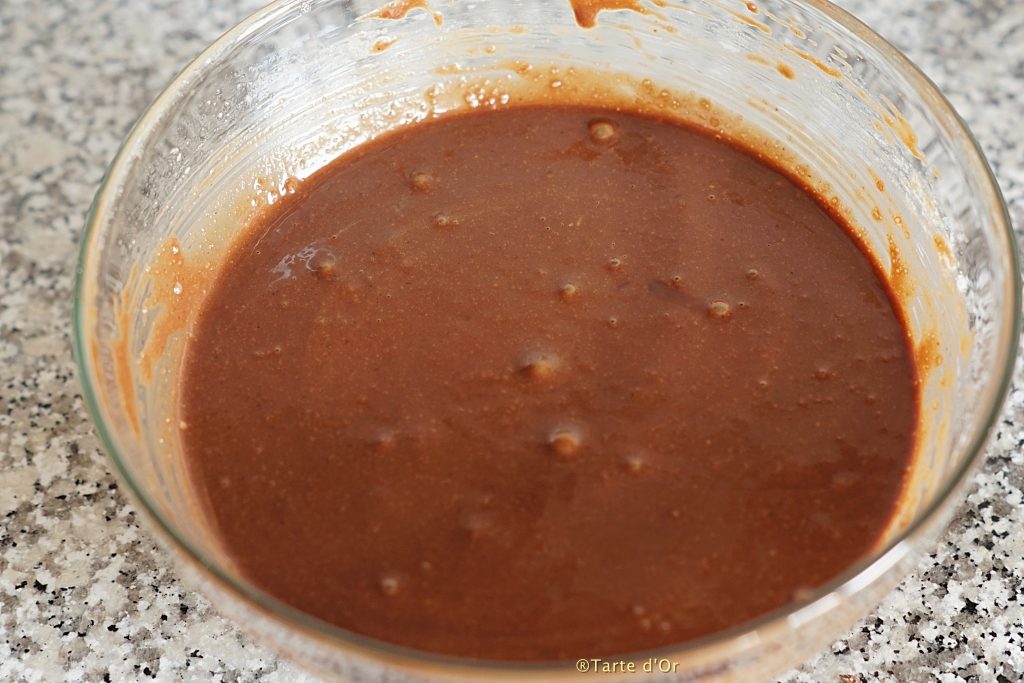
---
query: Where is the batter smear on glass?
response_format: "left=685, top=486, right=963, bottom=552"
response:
left=180, top=105, right=918, bottom=661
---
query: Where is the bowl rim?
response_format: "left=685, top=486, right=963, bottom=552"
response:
left=72, top=0, right=1022, bottom=676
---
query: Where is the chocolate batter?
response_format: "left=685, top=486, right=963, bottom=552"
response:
left=180, top=106, right=917, bottom=661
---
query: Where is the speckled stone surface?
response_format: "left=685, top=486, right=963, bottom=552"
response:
left=1, top=0, right=1022, bottom=681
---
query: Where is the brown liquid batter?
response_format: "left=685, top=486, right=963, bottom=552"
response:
left=180, top=106, right=917, bottom=661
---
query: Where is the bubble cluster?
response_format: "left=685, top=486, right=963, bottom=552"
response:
left=831, top=471, right=858, bottom=489
left=379, top=574, right=401, bottom=596
left=253, top=345, right=283, bottom=359
left=410, top=171, right=435, bottom=192
left=814, top=367, right=836, bottom=381
left=433, top=213, right=458, bottom=230
left=707, top=300, right=732, bottom=319
left=375, top=430, right=397, bottom=451
left=588, top=119, right=618, bottom=143
left=309, top=250, right=337, bottom=280
left=520, top=351, right=560, bottom=381
left=460, top=512, right=492, bottom=539
left=792, top=586, right=815, bottom=603
left=548, top=426, right=582, bottom=457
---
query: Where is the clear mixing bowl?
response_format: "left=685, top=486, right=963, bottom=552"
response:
left=73, top=0, right=1020, bottom=679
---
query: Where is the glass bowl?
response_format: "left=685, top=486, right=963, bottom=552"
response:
left=73, top=0, right=1020, bottom=679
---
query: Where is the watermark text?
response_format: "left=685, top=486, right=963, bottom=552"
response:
left=575, top=658, right=680, bottom=674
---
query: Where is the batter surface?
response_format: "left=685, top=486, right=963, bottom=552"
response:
left=180, top=106, right=917, bottom=660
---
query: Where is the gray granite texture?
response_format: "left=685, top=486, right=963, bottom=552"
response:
left=1, top=0, right=1023, bottom=680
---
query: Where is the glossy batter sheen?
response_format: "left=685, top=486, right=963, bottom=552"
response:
left=180, top=106, right=917, bottom=661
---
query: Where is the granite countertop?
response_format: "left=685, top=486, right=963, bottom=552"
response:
left=2, top=0, right=1023, bottom=680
